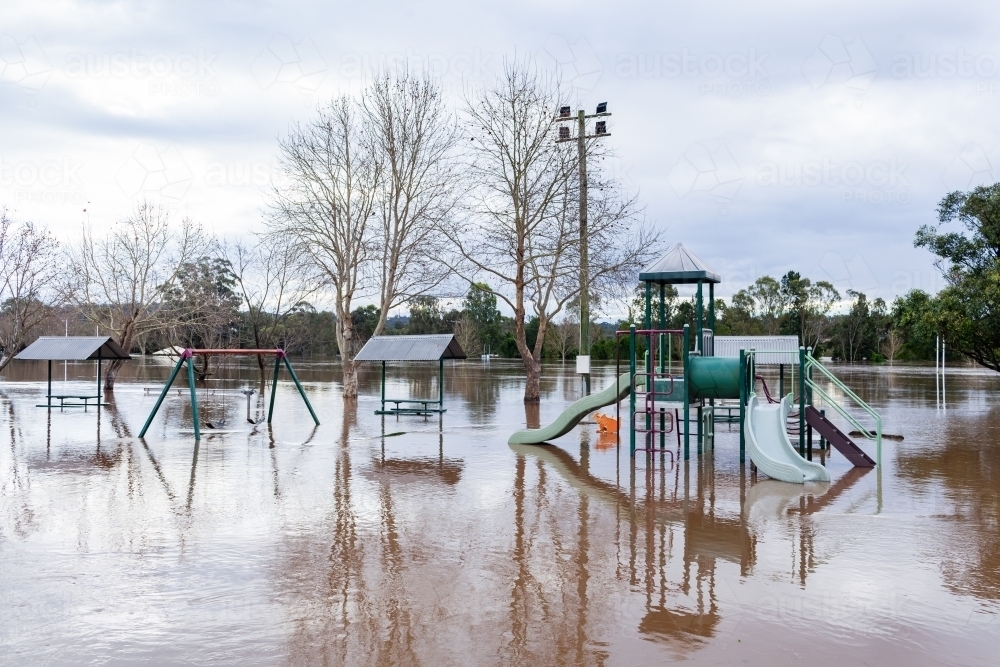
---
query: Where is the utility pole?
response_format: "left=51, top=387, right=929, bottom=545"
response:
left=556, top=102, right=611, bottom=395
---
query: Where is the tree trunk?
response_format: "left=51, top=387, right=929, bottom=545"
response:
left=336, top=299, right=358, bottom=399
left=522, top=355, right=541, bottom=402
left=103, top=358, right=125, bottom=392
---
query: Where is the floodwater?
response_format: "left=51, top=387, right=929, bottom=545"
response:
left=1, top=356, right=998, bottom=666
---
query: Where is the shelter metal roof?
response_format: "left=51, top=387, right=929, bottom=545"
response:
left=713, top=336, right=799, bottom=365
left=354, top=334, right=467, bottom=362
left=639, top=243, right=721, bottom=284
left=14, top=336, right=131, bottom=361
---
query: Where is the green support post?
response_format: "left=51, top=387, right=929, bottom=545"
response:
left=779, top=363, right=784, bottom=398
left=267, top=356, right=281, bottom=423
left=629, top=324, right=636, bottom=456
left=798, top=347, right=806, bottom=456
left=47, top=360, right=52, bottom=409
left=644, top=281, right=651, bottom=329
left=439, top=358, right=444, bottom=409
left=138, top=354, right=187, bottom=438
left=282, top=356, right=320, bottom=425
left=683, top=324, right=690, bottom=460
left=708, top=282, right=715, bottom=331
left=658, top=283, right=665, bottom=373
left=739, top=349, right=746, bottom=462
left=696, top=281, right=703, bottom=350
left=97, top=348, right=102, bottom=403
left=380, top=361, right=386, bottom=412
left=187, top=356, right=201, bottom=441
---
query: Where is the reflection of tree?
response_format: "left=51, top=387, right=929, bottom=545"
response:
left=895, top=408, right=1000, bottom=599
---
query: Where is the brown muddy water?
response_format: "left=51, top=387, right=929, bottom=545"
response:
left=0, top=356, right=998, bottom=666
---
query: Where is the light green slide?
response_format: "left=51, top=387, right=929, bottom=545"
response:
left=508, top=372, right=644, bottom=445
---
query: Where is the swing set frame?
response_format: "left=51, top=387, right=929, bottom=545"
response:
left=138, top=348, right=319, bottom=441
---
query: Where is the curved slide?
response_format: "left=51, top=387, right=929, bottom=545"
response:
left=508, top=373, right=643, bottom=445
left=745, top=393, right=830, bottom=484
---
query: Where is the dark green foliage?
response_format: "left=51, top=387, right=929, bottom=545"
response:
left=914, top=184, right=1000, bottom=371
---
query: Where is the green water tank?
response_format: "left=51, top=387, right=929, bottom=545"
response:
left=688, top=356, right=741, bottom=400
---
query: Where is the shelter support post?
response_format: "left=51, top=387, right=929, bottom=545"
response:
left=282, top=356, right=320, bottom=425
left=267, top=356, right=281, bottom=423
left=708, top=282, right=715, bottom=330
left=187, top=356, right=201, bottom=441
left=47, top=360, right=52, bottom=409
left=381, top=361, right=386, bottom=412
left=138, top=355, right=186, bottom=438
left=439, top=358, right=444, bottom=409
left=696, top=281, right=703, bottom=349
left=97, top=348, right=102, bottom=401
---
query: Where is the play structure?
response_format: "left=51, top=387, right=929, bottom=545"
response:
left=15, top=336, right=130, bottom=409
left=509, top=243, right=882, bottom=484
left=354, top=334, right=466, bottom=416
left=138, top=348, right=319, bottom=441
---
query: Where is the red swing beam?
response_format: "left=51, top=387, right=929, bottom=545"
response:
left=138, top=348, right=319, bottom=441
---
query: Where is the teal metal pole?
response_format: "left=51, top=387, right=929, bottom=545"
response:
left=798, top=347, right=806, bottom=455
left=708, top=282, right=715, bottom=331
left=644, top=281, right=651, bottom=329
left=283, top=356, right=320, bottom=425
left=629, top=324, right=636, bottom=456
left=806, top=347, right=813, bottom=460
left=187, top=356, right=201, bottom=441
left=381, top=361, right=386, bottom=412
left=683, top=324, right=690, bottom=460
left=779, top=363, right=784, bottom=398
left=97, top=348, right=102, bottom=402
left=138, top=354, right=186, bottom=438
left=47, top=360, right=52, bottom=409
left=439, top=358, right=444, bottom=409
left=658, top=283, right=665, bottom=373
left=696, top=281, right=703, bottom=349
left=739, top=349, right=746, bottom=462
left=267, top=356, right=281, bottom=423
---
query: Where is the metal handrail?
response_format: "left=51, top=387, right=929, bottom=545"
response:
left=804, top=354, right=882, bottom=465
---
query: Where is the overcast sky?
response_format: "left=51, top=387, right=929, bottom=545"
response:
left=2, top=0, right=997, bottom=312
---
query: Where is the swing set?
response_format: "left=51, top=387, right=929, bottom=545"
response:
left=138, top=348, right=319, bottom=441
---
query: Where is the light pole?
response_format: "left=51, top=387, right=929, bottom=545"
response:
left=556, top=102, right=610, bottom=395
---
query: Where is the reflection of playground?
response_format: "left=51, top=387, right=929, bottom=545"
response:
left=511, top=441, right=871, bottom=651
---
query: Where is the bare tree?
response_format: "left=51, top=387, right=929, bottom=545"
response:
left=66, top=200, right=205, bottom=391
left=269, top=96, right=381, bottom=398
left=444, top=59, right=659, bottom=401
left=545, top=315, right=578, bottom=362
left=0, top=209, right=59, bottom=371
left=223, top=234, right=318, bottom=383
left=364, top=70, right=459, bottom=336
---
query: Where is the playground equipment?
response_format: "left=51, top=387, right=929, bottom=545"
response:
left=507, top=243, right=883, bottom=484
left=15, top=336, right=130, bottom=409
left=354, top=334, right=466, bottom=416
left=138, top=348, right=319, bottom=441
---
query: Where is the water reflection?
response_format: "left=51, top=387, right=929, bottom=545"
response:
left=0, top=359, right=998, bottom=665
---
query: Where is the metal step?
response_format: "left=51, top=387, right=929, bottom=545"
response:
left=804, top=406, right=875, bottom=468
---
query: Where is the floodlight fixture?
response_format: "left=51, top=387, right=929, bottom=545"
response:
left=559, top=126, right=570, bottom=140
left=596, top=102, right=607, bottom=114
left=559, top=105, right=571, bottom=118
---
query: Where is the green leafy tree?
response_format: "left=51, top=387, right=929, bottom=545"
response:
left=916, top=184, right=1000, bottom=371
left=463, top=282, right=502, bottom=351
